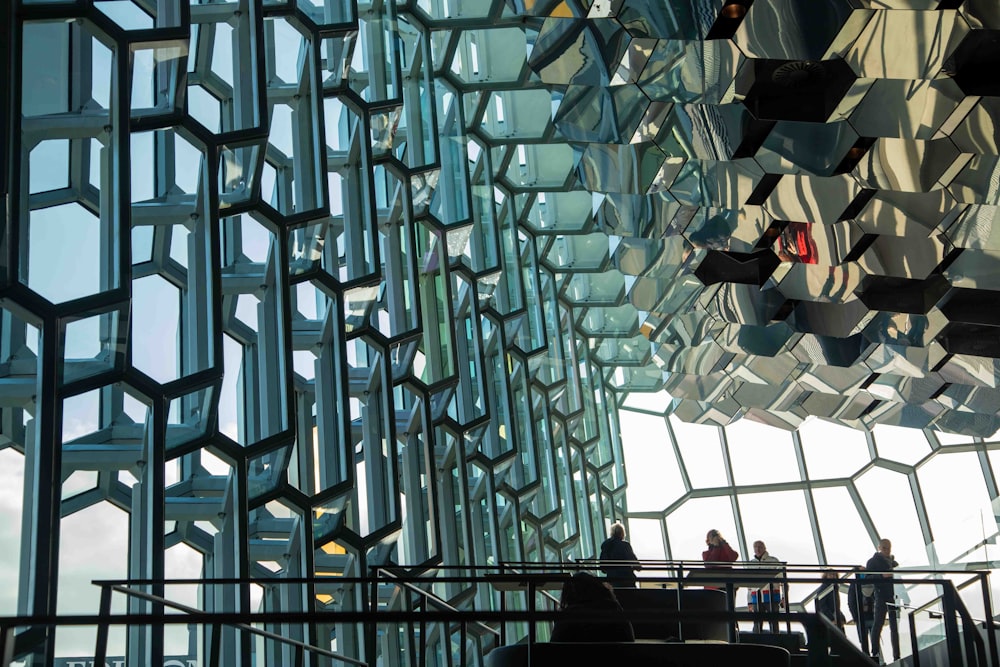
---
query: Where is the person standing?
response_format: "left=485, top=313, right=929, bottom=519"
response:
left=599, top=522, right=641, bottom=587
left=702, top=529, right=739, bottom=566
left=847, top=566, right=874, bottom=648
left=815, top=570, right=846, bottom=632
left=867, top=538, right=900, bottom=663
left=747, top=540, right=782, bottom=633
left=701, top=528, right=740, bottom=639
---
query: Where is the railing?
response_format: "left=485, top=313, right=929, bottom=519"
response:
left=487, top=561, right=999, bottom=666
left=0, top=608, right=868, bottom=667
left=0, top=561, right=994, bottom=666
left=899, top=573, right=998, bottom=667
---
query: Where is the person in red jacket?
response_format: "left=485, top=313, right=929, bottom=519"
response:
left=702, top=529, right=739, bottom=566
left=701, top=529, right=740, bottom=632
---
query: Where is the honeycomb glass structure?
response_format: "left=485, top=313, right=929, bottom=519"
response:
left=6, top=0, right=1000, bottom=664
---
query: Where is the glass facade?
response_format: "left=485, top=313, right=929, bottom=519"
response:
left=4, top=0, right=1000, bottom=664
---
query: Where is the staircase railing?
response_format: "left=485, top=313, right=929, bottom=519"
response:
left=0, top=562, right=995, bottom=666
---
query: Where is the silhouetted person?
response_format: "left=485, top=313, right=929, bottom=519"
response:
left=599, top=522, right=641, bottom=587
left=867, top=538, right=899, bottom=663
left=847, top=567, right=874, bottom=648
left=550, top=572, right=635, bottom=642
left=815, top=570, right=846, bottom=632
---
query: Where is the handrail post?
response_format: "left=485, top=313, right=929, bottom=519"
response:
left=0, top=625, right=12, bottom=667
left=964, top=617, right=980, bottom=667
left=208, top=621, right=222, bottom=667
left=676, top=563, right=685, bottom=641
left=943, top=584, right=966, bottom=666
left=527, top=579, right=537, bottom=647
left=783, top=569, right=790, bottom=634
left=418, top=594, right=427, bottom=667
left=952, top=580, right=988, bottom=667
left=459, top=614, right=468, bottom=667
left=498, top=582, right=507, bottom=646
left=805, top=617, right=833, bottom=667
left=908, top=604, right=920, bottom=667
left=366, top=570, right=379, bottom=667
left=854, top=574, right=871, bottom=656
left=526, top=579, right=536, bottom=667
left=981, top=572, right=999, bottom=667
left=725, top=581, right=737, bottom=643
left=93, top=583, right=113, bottom=667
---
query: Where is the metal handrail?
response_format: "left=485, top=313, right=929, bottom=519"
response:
left=492, top=565, right=564, bottom=609
left=105, top=584, right=368, bottom=666
left=5, top=567, right=993, bottom=667
left=948, top=584, right=989, bottom=667
left=0, top=607, right=881, bottom=667
left=374, top=567, right=501, bottom=637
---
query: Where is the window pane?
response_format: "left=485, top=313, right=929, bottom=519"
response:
left=628, top=517, right=666, bottom=563
left=800, top=419, right=872, bottom=479
left=872, top=424, right=931, bottom=465
left=738, top=490, right=818, bottom=601
left=855, top=466, right=929, bottom=567
left=666, top=495, right=737, bottom=562
left=738, top=490, right=817, bottom=566
left=672, top=416, right=727, bottom=488
left=726, top=419, right=800, bottom=486
left=812, top=486, right=873, bottom=566
left=622, top=411, right=685, bottom=512
left=918, top=452, right=993, bottom=564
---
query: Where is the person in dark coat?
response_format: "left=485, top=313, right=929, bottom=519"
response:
left=867, top=538, right=899, bottom=663
left=599, top=522, right=641, bottom=587
left=550, top=572, right=636, bottom=642
left=847, top=567, right=874, bottom=648
left=815, top=569, right=846, bottom=632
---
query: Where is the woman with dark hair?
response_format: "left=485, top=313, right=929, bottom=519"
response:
left=815, top=570, right=846, bottom=632
left=550, top=572, right=636, bottom=643
left=847, top=567, right=874, bottom=647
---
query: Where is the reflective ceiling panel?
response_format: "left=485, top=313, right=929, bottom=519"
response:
left=515, top=0, right=1000, bottom=436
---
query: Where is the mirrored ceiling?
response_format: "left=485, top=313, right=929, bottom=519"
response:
left=508, top=0, right=1000, bottom=436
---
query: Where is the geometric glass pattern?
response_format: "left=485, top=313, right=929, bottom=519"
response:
left=5, top=0, right=1000, bottom=663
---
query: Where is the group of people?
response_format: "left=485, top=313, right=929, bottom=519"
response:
left=702, top=530, right=782, bottom=634
left=809, top=539, right=899, bottom=663
left=593, top=523, right=900, bottom=663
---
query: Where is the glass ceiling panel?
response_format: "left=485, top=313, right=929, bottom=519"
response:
left=666, top=495, right=739, bottom=562
left=856, top=466, right=930, bottom=567
left=628, top=517, right=667, bottom=562
left=811, top=485, right=876, bottom=567
left=799, top=420, right=872, bottom=480
left=737, top=489, right=818, bottom=599
left=726, top=419, right=800, bottom=486
left=873, top=424, right=934, bottom=466
left=672, top=415, right=727, bottom=489
left=918, top=452, right=994, bottom=564
left=622, top=412, right=684, bottom=513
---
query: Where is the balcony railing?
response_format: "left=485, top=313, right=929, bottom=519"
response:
left=0, top=561, right=993, bottom=667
